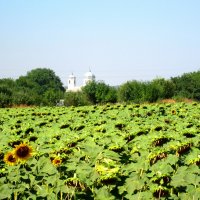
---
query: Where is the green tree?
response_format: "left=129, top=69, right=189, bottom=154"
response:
left=95, top=81, right=117, bottom=103
left=12, top=89, right=38, bottom=106
left=104, top=86, right=118, bottom=103
left=118, top=80, right=147, bottom=103
left=146, top=78, right=175, bottom=102
left=82, top=81, right=117, bottom=104
left=0, top=79, right=15, bottom=107
left=44, top=89, right=64, bottom=106
left=171, top=70, right=200, bottom=100
left=118, top=78, right=175, bottom=103
left=64, top=91, right=90, bottom=106
left=16, top=68, right=65, bottom=105
left=0, top=86, right=12, bottom=107
left=82, top=81, right=97, bottom=104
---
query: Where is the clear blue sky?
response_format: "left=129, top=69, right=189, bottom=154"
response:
left=0, top=0, right=200, bottom=86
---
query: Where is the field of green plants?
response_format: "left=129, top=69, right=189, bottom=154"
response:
left=0, top=102, right=200, bottom=199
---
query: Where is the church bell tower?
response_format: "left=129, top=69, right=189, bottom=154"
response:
left=67, top=73, right=76, bottom=90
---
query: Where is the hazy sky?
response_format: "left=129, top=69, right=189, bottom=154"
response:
left=0, top=0, right=200, bottom=86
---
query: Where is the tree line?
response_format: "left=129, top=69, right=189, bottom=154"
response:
left=0, top=68, right=199, bottom=107
left=0, top=68, right=65, bottom=107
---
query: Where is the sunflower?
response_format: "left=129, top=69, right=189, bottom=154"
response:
left=4, top=151, right=18, bottom=166
left=171, top=109, right=176, bottom=115
left=14, top=143, right=33, bottom=161
left=52, top=157, right=62, bottom=166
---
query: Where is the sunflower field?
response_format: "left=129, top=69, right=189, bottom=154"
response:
left=0, top=102, right=200, bottom=199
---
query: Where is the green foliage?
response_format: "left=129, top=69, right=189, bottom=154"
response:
left=0, top=68, right=65, bottom=107
left=171, top=70, right=200, bottom=100
left=82, top=81, right=97, bottom=104
left=95, top=81, right=117, bottom=103
left=118, top=78, right=176, bottom=103
left=24, top=68, right=65, bottom=94
left=146, top=78, right=175, bottom=102
left=0, top=79, right=15, bottom=107
left=12, top=89, right=38, bottom=105
left=0, top=102, right=199, bottom=199
left=16, top=68, right=65, bottom=106
left=64, top=91, right=90, bottom=106
left=117, top=80, right=147, bottom=103
left=82, top=81, right=117, bottom=104
left=44, top=89, right=64, bottom=106
left=0, top=69, right=199, bottom=107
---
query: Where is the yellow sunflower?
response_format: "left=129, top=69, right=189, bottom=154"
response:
left=52, top=157, right=62, bottom=166
left=14, top=143, right=33, bottom=161
left=4, top=151, right=18, bottom=166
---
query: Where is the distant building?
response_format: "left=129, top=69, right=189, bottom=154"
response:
left=83, top=70, right=96, bottom=86
left=66, top=70, right=95, bottom=92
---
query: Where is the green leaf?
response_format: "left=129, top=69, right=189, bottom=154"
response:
left=36, top=156, right=57, bottom=176
left=185, top=173, right=200, bottom=186
left=171, top=175, right=185, bottom=187
left=125, top=178, right=145, bottom=195
left=150, top=162, right=174, bottom=175
left=179, top=186, right=200, bottom=200
left=94, top=186, right=115, bottom=200
left=164, top=154, right=179, bottom=166
left=0, top=184, right=12, bottom=199
left=35, top=184, right=50, bottom=197
left=126, top=191, right=153, bottom=200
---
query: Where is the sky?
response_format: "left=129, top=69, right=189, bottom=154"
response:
left=0, top=0, right=200, bottom=86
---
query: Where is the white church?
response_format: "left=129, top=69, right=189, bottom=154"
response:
left=66, top=70, right=95, bottom=92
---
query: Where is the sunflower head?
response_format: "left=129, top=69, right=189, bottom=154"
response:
left=52, top=157, right=62, bottom=166
left=14, top=143, right=33, bottom=161
left=171, top=110, right=176, bottom=115
left=4, top=151, right=18, bottom=166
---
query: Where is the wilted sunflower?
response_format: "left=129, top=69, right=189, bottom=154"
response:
left=4, top=151, right=18, bottom=166
left=52, top=157, right=62, bottom=166
left=14, top=143, right=33, bottom=161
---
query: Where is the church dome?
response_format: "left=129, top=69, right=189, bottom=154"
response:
left=84, top=70, right=95, bottom=79
left=69, top=73, right=75, bottom=78
left=83, top=70, right=95, bottom=86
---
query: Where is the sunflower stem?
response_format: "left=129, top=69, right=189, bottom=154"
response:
left=60, top=191, right=63, bottom=200
left=14, top=192, right=17, bottom=200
